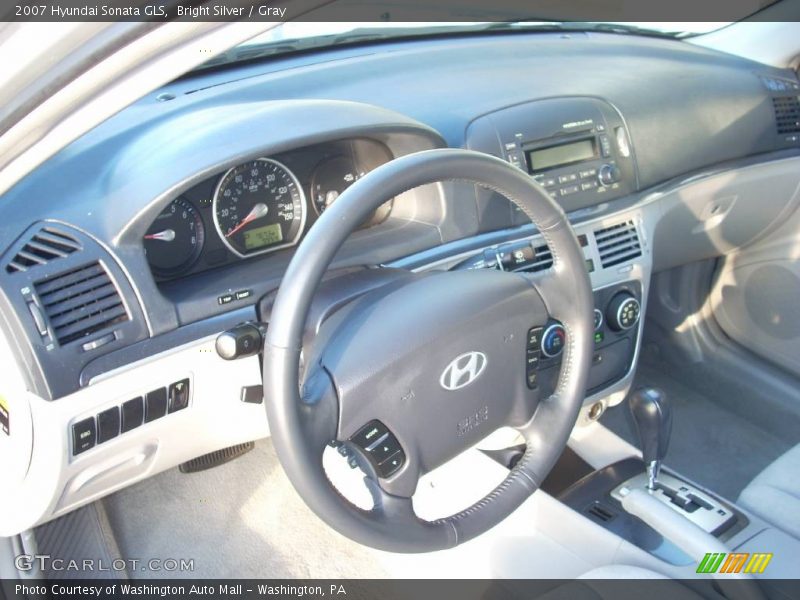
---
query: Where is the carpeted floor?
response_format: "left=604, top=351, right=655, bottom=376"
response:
left=600, top=361, right=793, bottom=501
left=101, top=441, right=393, bottom=579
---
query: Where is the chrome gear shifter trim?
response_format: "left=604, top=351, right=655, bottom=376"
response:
left=612, top=471, right=736, bottom=535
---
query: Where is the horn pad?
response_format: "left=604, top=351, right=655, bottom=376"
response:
left=314, top=268, right=548, bottom=493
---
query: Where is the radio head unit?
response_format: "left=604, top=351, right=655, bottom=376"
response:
left=467, top=96, right=637, bottom=225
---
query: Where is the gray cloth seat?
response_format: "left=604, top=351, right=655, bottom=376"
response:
left=738, top=443, right=800, bottom=539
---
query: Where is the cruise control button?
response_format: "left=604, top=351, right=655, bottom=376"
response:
left=350, top=420, right=389, bottom=449
left=527, top=327, right=543, bottom=349
left=541, top=323, right=566, bottom=358
left=378, top=451, right=405, bottom=477
left=367, top=433, right=402, bottom=463
left=526, top=349, right=540, bottom=370
left=72, top=417, right=96, bottom=455
left=527, top=371, right=539, bottom=389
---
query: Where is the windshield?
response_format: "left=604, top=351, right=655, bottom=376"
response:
left=196, top=21, right=734, bottom=72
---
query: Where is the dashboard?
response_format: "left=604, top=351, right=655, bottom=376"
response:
left=1, top=30, right=800, bottom=536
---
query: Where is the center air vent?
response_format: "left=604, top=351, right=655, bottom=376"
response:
left=773, top=96, right=800, bottom=135
left=595, top=220, right=642, bottom=268
left=5, top=226, right=82, bottom=274
left=34, top=262, right=129, bottom=346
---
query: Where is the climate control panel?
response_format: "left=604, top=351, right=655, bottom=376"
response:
left=524, top=281, right=642, bottom=397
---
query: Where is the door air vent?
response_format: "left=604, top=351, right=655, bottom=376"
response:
left=772, top=96, right=800, bottom=135
left=595, top=220, right=641, bottom=268
left=34, top=262, right=129, bottom=345
left=5, top=226, right=82, bottom=274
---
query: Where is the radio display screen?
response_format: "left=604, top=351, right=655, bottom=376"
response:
left=526, top=138, right=596, bottom=172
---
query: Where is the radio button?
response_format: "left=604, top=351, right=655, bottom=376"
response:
left=579, top=168, right=597, bottom=179
left=558, top=173, right=578, bottom=184
left=542, top=177, right=557, bottom=187
left=581, top=180, right=598, bottom=191
left=560, top=185, right=580, bottom=196
left=600, top=134, right=612, bottom=157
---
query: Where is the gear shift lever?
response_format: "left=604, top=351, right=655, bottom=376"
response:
left=627, top=387, right=672, bottom=490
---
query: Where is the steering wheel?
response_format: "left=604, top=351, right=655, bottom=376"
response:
left=264, top=148, right=594, bottom=552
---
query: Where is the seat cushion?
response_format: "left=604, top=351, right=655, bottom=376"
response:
left=738, top=444, right=800, bottom=539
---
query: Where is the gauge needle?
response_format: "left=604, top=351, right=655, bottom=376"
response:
left=226, top=203, right=269, bottom=238
left=144, top=229, right=176, bottom=242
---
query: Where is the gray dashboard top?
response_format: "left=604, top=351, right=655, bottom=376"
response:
left=0, top=31, right=792, bottom=247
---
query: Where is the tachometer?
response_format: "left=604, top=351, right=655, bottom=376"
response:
left=213, top=158, right=306, bottom=257
left=143, top=197, right=204, bottom=277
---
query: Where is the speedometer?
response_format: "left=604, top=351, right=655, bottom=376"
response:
left=212, top=158, right=306, bottom=257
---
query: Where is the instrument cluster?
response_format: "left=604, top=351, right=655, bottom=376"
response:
left=143, top=138, right=394, bottom=280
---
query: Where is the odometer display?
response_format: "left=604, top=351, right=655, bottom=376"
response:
left=213, top=158, right=306, bottom=256
left=244, top=223, right=283, bottom=250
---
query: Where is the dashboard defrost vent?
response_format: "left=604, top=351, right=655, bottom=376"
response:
left=523, top=244, right=553, bottom=272
left=595, top=220, right=641, bottom=268
left=772, top=96, right=800, bottom=134
left=34, top=262, right=129, bottom=345
left=5, top=226, right=82, bottom=274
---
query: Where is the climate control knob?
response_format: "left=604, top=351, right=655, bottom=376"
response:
left=541, top=323, right=567, bottom=358
left=598, top=164, right=622, bottom=186
left=606, top=293, right=641, bottom=331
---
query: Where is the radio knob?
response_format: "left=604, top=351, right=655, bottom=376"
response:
left=598, top=164, right=622, bottom=186
left=606, top=293, right=641, bottom=331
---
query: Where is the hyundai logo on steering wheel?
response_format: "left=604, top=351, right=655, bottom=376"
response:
left=440, top=351, right=488, bottom=391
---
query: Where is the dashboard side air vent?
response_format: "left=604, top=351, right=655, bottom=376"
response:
left=773, top=96, right=800, bottom=135
left=34, top=262, right=129, bottom=346
left=595, top=220, right=641, bottom=268
left=5, top=226, right=82, bottom=274
left=525, top=243, right=554, bottom=272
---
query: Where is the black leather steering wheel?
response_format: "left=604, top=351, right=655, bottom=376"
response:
left=264, top=148, right=594, bottom=552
